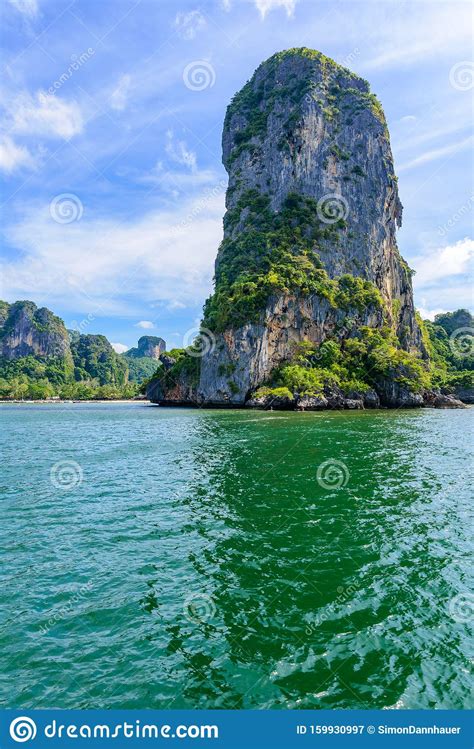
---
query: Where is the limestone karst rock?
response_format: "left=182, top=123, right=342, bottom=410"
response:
left=0, top=300, right=72, bottom=362
left=146, top=49, right=438, bottom=408
left=125, top=336, right=166, bottom=360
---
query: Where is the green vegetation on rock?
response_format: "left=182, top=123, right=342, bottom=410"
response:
left=203, top=191, right=382, bottom=333
left=159, top=347, right=201, bottom=389
left=121, top=355, right=160, bottom=383
left=257, top=325, right=432, bottom=398
left=0, top=299, right=165, bottom=399
left=253, top=311, right=474, bottom=401
left=422, top=309, right=473, bottom=389
left=70, top=334, right=128, bottom=386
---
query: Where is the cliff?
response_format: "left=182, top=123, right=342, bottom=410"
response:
left=148, top=48, right=447, bottom=409
left=121, top=335, right=165, bottom=382
left=125, top=336, right=166, bottom=360
left=0, top=300, right=131, bottom=397
left=0, top=300, right=72, bottom=363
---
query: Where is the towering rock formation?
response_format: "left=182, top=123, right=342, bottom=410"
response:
left=125, top=336, right=166, bottom=360
left=148, top=49, right=432, bottom=408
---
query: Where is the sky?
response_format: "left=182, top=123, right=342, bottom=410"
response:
left=0, top=0, right=473, bottom=352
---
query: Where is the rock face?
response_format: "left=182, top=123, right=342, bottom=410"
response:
left=0, top=300, right=130, bottom=386
left=451, top=386, right=474, bottom=404
left=198, top=295, right=385, bottom=405
left=147, top=49, right=432, bottom=409
left=220, top=52, right=419, bottom=345
left=0, top=300, right=72, bottom=362
left=125, top=335, right=166, bottom=360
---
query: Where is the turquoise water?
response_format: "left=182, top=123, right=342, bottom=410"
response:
left=1, top=403, right=473, bottom=709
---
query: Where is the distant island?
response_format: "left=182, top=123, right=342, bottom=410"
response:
left=0, top=300, right=164, bottom=400
left=145, top=48, right=473, bottom=410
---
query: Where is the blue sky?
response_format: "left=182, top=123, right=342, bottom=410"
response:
left=0, top=0, right=472, bottom=352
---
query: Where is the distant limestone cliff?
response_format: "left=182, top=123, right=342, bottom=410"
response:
left=122, top=336, right=166, bottom=382
left=0, top=301, right=164, bottom=398
left=125, top=336, right=166, bottom=360
left=0, top=300, right=72, bottom=363
left=147, top=48, right=470, bottom=410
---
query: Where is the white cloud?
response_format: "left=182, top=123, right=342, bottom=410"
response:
left=135, top=321, right=155, bottom=329
left=139, top=164, right=220, bottom=194
left=109, top=74, right=131, bottom=111
left=254, top=0, right=297, bottom=19
left=398, top=136, right=473, bottom=173
left=111, top=342, right=129, bottom=353
left=413, top=238, right=474, bottom=287
left=0, top=136, right=37, bottom=174
left=1, top=191, right=224, bottom=314
left=7, top=90, right=83, bottom=139
left=173, top=10, right=207, bottom=40
left=8, top=0, right=38, bottom=18
left=167, top=300, right=186, bottom=310
left=416, top=304, right=449, bottom=322
left=165, top=130, right=197, bottom=172
left=360, top=3, right=472, bottom=71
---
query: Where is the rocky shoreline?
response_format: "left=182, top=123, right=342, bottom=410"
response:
left=151, top=378, right=471, bottom=410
